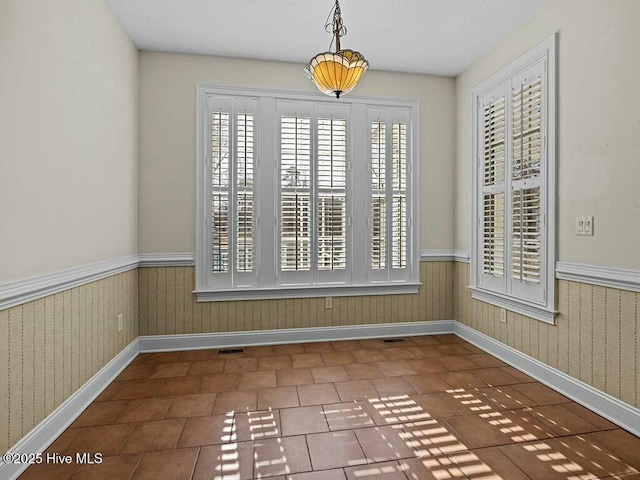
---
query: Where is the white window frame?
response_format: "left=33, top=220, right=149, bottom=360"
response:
left=470, top=34, right=557, bottom=324
left=195, top=86, right=420, bottom=302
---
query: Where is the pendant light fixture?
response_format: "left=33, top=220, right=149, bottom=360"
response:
left=304, top=0, right=369, bottom=99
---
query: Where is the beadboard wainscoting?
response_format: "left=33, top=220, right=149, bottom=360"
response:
left=138, top=262, right=454, bottom=336
left=0, top=269, right=138, bottom=455
left=454, top=261, right=640, bottom=410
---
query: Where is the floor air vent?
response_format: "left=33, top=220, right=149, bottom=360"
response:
left=217, top=348, right=245, bottom=355
left=381, top=338, right=407, bottom=344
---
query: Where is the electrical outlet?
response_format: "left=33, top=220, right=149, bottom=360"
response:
left=117, top=313, right=123, bottom=332
left=500, top=308, right=507, bottom=324
left=325, top=297, right=333, bottom=309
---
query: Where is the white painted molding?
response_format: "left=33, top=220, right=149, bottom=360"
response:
left=556, top=261, right=640, bottom=293
left=453, top=250, right=470, bottom=263
left=0, top=340, right=139, bottom=480
left=454, top=322, right=640, bottom=438
left=420, top=250, right=470, bottom=262
left=138, top=320, right=455, bottom=352
left=138, top=253, right=195, bottom=267
left=0, top=256, right=139, bottom=311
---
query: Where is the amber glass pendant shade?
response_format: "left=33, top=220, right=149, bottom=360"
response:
left=305, top=0, right=368, bottom=98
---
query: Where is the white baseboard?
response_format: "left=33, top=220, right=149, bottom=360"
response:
left=0, top=340, right=140, bottom=480
left=453, top=321, right=640, bottom=438
left=138, top=320, right=455, bottom=352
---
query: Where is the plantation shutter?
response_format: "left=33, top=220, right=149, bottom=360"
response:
left=280, top=114, right=312, bottom=273
left=368, top=108, right=412, bottom=282
left=317, top=117, right=347, bottom=271
left=510, top=63, right=545, bottom=302
left=208, top=97, right=259, bottom=288
left=479, top=87, right=507, bottom=292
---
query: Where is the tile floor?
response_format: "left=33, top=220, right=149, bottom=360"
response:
left=19, top=334, right=640, bottom=480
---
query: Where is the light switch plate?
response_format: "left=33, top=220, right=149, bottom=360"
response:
left=576, top=216, right=594, bottom=236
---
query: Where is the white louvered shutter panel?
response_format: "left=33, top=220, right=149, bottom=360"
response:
left=510, top=64, right=544, bottom=301
left=317, top=117, right=347, bottom=271
left=370, top=120, right=387, bottom=270
left=392, top=121, right=407, bottom=269
left=236, top=112, right=255, bottom=273
left=368, top=107, right=412, bottom=283
left=280, top=114, right=312, bottom=273
left=211, top=109, right=231, bottom=274
left=479, top=88, right=507, bottom=291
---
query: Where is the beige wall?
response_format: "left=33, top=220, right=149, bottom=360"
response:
left=454, top=262, right=640, bottom=409
left=454, top=0, right=640, bottom=268
left=139, top=262, right=453, bottom=336
left=0, top=270, right=138, bottom=454
left=138, top=52, right=455, bottom=254
left=0, top=0, right=139, bottom=282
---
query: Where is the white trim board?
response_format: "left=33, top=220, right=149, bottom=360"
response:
left=453, top=322, right=640, bottom=438
left=138, top=253, right=195, bottom=267
left=0, top=256, right=139, bottom=311
left=0, top=340, right=139, bottom=480
left=420, top=250, right=470, bottom=263
left=556, top=261, right=640, bottom=293
left=138, top=320, right=454, bottom=352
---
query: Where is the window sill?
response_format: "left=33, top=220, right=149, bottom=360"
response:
left=470, top=287, right=556, bottom=325
left=194, top=283, right=421, bottom=302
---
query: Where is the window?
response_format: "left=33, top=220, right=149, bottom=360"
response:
left=470, top=34, right=557, bottom=324
left=195, top=87, right=419, bottom=301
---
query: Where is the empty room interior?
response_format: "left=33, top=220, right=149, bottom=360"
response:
left=2, top=0, right=640, bottom=479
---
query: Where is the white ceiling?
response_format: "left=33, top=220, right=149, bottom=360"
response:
left=105, top=0, right=549, bottom=76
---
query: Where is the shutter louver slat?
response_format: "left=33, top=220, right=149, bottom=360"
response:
left=211, top=111, right=230, bottom=273
left=317, top=118, right=347, bottom=271
left=281, top=115, right=311, bottom=272
left=483, top=193, right=505, bottom=276
left=236, top=113, right=254, bottom=273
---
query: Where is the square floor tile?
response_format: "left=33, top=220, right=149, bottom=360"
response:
left=470, top=367, right=524, bottom=387
left=115, top=365, right=155, bottom=382
left=253, top=436, right=312, bottom=477
left=281, top=406, right=329, bottom=436
left=186, top=359, right=226, bottom=376
left=365, top=395, right=429, bottom=426
left=303, top=342, right=335, bottom=353
left=406, top=359, right=448, bottom=374
left=165, top=393, right=217, bottom=418
left=311, top=366, right=349, bottom=384
left=177, top=414, right=234, bottom=447
left=224, top=357, right=259, bottom=374
left=511, top=382, right=569, bottom=405
left=292, top=353, right=325, bottom=369
left=234, top=409, right=281, bottom=442
left=399, top=417, right=468, bottom=456
left=212, top=390, right=257, bottom=414
left=307, top=430, right=367, bottom=470
left=116, top=397, right=173, bottom=423
left=322, top=352, right=356, bottom=365
left=259, top=355, right=293, bottom=371
left=352, top=349, right=387, bottom=363
left=355, top=425, right=415, bottom=462
left=120, top=419, right=186, bottom=453
left=149, top=362, right=191, bottom=378
left=239, top=370, right=277, bottom=390
left=405, top=374, right=452, bottom=394
left=112, top=379, right=163, bottom=400
left=68, top=424, right=136, bottom=455
left=276, top=368, right=314, bottom=387
left=438, top=355, right=480, bottom=371
left=199, top=373, right=240, bottom=393
left=71, top=401, right=128, bottom=428
left=323, top=402, right=375, bottom=431
left=371, top=377, right=417, bottom=397
left=192, top=443, right=254, bottom=480
left=475, top=385, right=540, bottom=410
left=450, top=447, right=529, bottom=480
left=157, top=376, right=201, bottom=396
left=131, top=448, right=198, bottom=480
left=297, top=383, right=341, bottom=406
left=525, top=404, right=602, bottom=436
left=344, top=363, right=385, bottom=380
left=380, top=347, right=418, bottom=361
left=584, top=429, right=640, bottom=467
left=399, top=456, right=463, bottom=480
left=376, top=361, right=418, bottom=377
left=335, top=380, right=379, bottom=402
left=258, top=386, right=300, bottom=409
